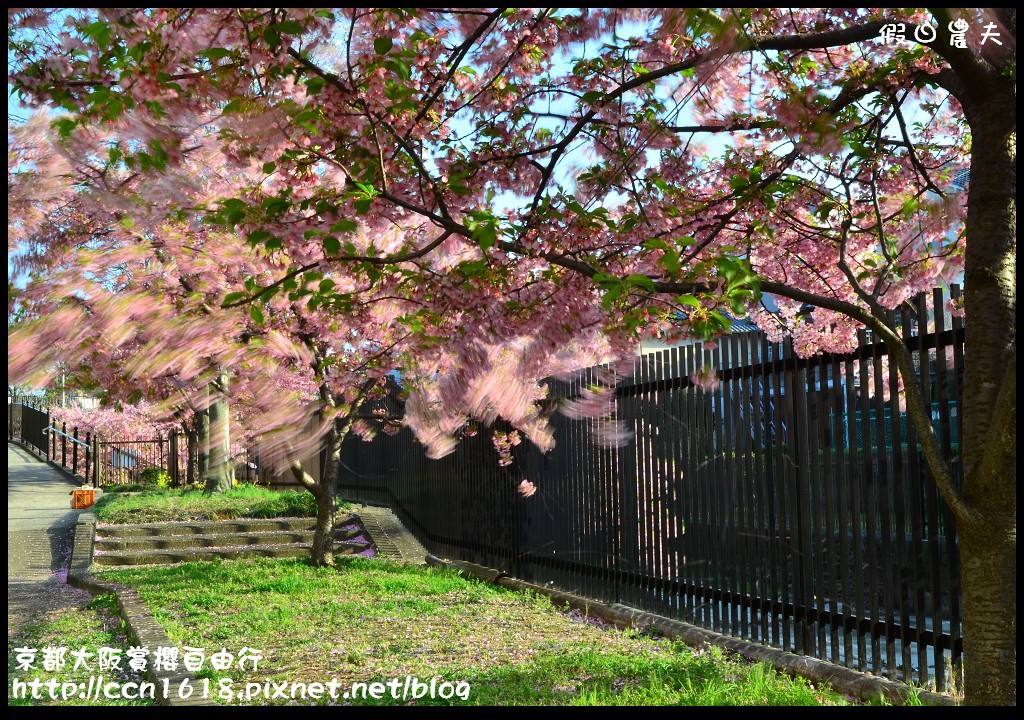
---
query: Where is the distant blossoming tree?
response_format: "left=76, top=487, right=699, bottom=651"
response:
left=8, top=8, right=1014, bottom=703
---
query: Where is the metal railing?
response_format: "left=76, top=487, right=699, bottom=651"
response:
left=338, top=286, right=965, bottom=691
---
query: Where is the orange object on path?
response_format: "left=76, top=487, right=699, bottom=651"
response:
left=70, top=488, right=95, bottom=509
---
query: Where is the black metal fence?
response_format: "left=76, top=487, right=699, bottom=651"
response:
left=8, top=406, right=261, bottom=488
left=338, top=287, right=964, bottom=691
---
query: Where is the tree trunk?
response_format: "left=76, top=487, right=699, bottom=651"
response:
left=310, top=481, right=338, bottom=567
left=186, top=428, right=198, bottom=487
left=959, top=511, right=1016, bottom=705
left=289, top=452, right=338, bottom=568
left=197, top=406, right=210, bottom=483
left=204, top=369, right=235, bottom=493
left=955, top=64, right=1016, bottom=705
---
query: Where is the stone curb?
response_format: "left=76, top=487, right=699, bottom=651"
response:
left=67, top=513, right=216, bottom=705
left=424, top=555, right=956, bottom=707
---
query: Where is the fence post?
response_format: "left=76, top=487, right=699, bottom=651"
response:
left=168, top=433, right=180, bottom=486
left=93, top=435, right=100, bottom=489
left=84, top=432, right=91, bottom=487
left=61, top=421, right=68, bottom=467
left=72, top=426, right=79, bottom=478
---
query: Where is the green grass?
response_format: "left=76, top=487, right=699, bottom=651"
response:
left=100, top=482, right=161, bottom=494
left=92, top=485, right=327, bottom=524
left=7, top=594, right=157, bottom=706
left=97, top=557, right=862, bottom=706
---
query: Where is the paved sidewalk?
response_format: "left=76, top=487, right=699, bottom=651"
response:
left=8, top=442, right=93, bottom=639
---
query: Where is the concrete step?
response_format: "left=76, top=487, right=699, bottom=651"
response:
left=92, top=540, right=374, bottom=566
left=94, top=526, right=367, bottom=552
left=95, top=516, right=324, bottom=539
left=91, top=514, right=376, bottom=567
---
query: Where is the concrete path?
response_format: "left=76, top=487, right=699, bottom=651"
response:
left=7, top=442, right=93, bottom=639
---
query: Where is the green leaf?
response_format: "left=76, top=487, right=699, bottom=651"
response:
left=448, top=180, right=469, bottom=196
left=319, top=278, right=336, bottom=293
left=601, top=283, right=623, bottom=310
left=222, top=292, right=247, bottom=306
left=262, top=161, right=276, bottom=174
left=249, top=305, right=265, bottom=326
left=374, top=37, right=394, bottom=54
left=304, top=76, right=325, bottom=95
left=330, top=219, right=358, bottom=234
left=262, top=196, right=292, bottom=217
left=709, top=311, right=731, bottom=331
left=642, top=238, right=670, bottom=251
left=457, top=260, right=489, bottom=278
left=323, top=236, right=341, bottom=256
left=354, top=198, right=373, bottom=215
left=81, top=20, right=112, bottom=48
left=581, top=90, right=604, bottom=104
left=386, top=58, right=411, bottom=82
left=247, top=230, right=274, bottom=245
left=676, top=295, right=702, bottom=308
left=625, top=274, right=656, bottom=292
left=200, top=47, right=233, bottom=60
left=263, top=27, right=282, bottom=48
left=52, top=117, right=77, bottom=138
left=273, top=20, right=304, bottom=34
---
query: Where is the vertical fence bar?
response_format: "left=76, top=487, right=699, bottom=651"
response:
left=946, top=284, right=965, bottom=687
left=579, top=368, right=593, bottom=600
left=656, top=349, right=672, bottom=617
left=808, top=359, right=827, bottom=662
left=638, top=354, right=653, bottom=612
left=61, top=421, right=68, bottom=468
left=767, top=337, right=787, bottom=650
left=84, top=432, right=91, bottom=487
left=695, top=340, right=713, bottom=630
left=829, top=353, right=851, bottom=668
left=909, top=292, right=932, bottom=686
left=848, top=342, right=868, bottom=671
left=865, top=328, right=886, bottom=674
left=93, top=435, right=100, bottom=488
left=815, top=359, right=836, bottom=664
left=667, top=346, right=683, bottom=620
left=928, top=287, right=951, bottom=689
left=874, top=313, right=897, bottom=677
left=790, top=342, right=812, bottom=656
left=169, top=433, right=179, bottom=486
left=737, top=335, right=755, bottom=642
left=901, top=303, right=925, bottom=680
left=720, top=337, right=737, bottom=637
left=746, top=338, right=767, bottom=644
left=72, top=426, right=79, bottom=478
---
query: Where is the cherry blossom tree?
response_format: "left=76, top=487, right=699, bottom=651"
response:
left=8, top=8, right=1014, bottom=703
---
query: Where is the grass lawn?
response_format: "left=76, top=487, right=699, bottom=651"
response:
left=95, top=556, right=887, bottom=706
left=92, top=485, right=323, bottom=524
